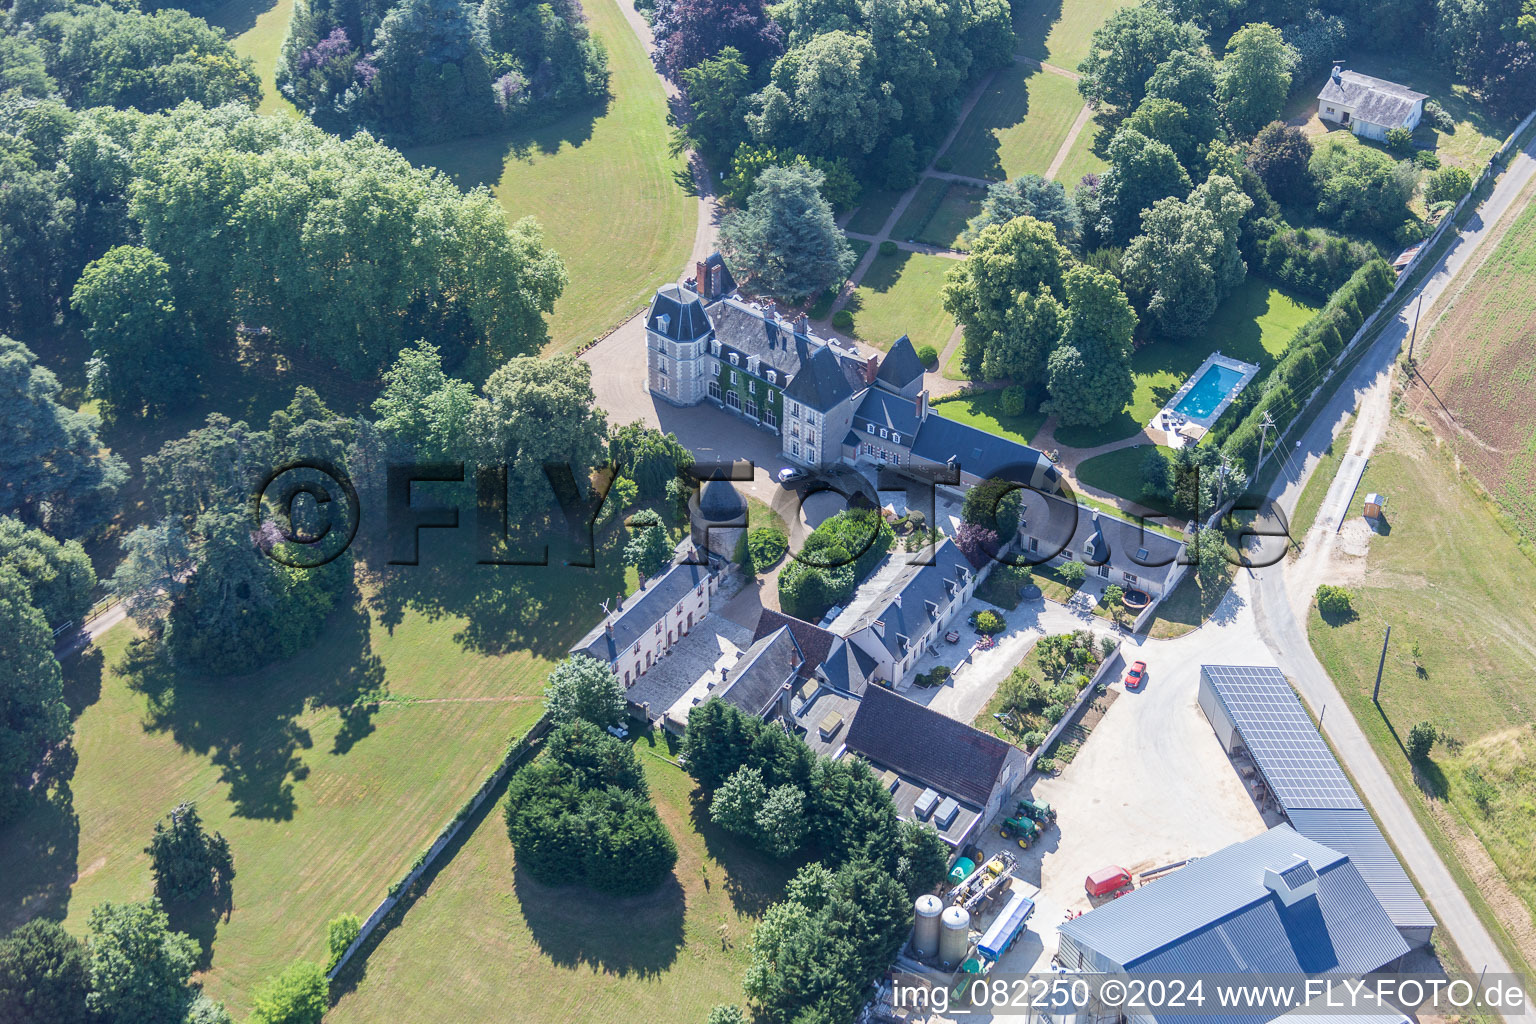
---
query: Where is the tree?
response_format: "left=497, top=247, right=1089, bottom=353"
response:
left=35, top=5, right=261, bottom=112
left=325, top=914, right=361, bottom=972
left=608, top=422, right=694, bottom=500
left=0, top=337, right=126, bottom=538
left=719, top=164, right=854, bottom=302
left=624, top=512, right=674, bottom=580
left=964, top=174, right=1083, bottom=248
left=1103, top=582, right=1126, bottom=614
left=1125, top=97, right=1205, bottom=174
left=891, top=819, right=949, bottom=897
left=1310, top=137, right=1419, bottom=233
left=1045, top=266, right=1137, bottom=427
left=371, top=340, right=477, bottom=461
left=472, top=356, right=608, bottom=529
left=84, top=900, right=199, bottom=1024
left=653, top=0, right=783, bottom=81
left=673, top=48, right=755, bottom=163
left=365, top=0, right=498, bottom=143
left=711, top=765, right=769, bottom=837
left=974, top=609, right=1005, bottom=634
left=71, top=246, right=201, bottom=417
left=1140, top=449, right=1172, bottom=498
left=1315, top=583, right=1354, bottom=619
left=961, top=478, right=1023, bottom=539
left=543, top=655, right=626, bottom=728
left=1425, top=165, right=1473, bottom=203
left=0, top=516, right=96, bottom=631
left=1059, top=560, right=1087, bottom=586
left=1122, top=175, right=1252, bottom=338
left=1195, top=528, right=1228, bottom=595
left=1217, top=23, right=1297, bottom=138
left=957, top=522, right=1001, bottom=568
left=0, top=567, right=69, bottom=826
left=1077, top=5, right=1205, bottom=110
left=1145, top=49, right=1224, bottom=158
left=1407, top=721, right=1437, bottom=762
left=249, top=961, right=328, bottom=1024
left=1090, top=128, right=1193, bottom=245
left=146, top=803, right=235, bottom=904
left=542, top=719, right=648, bottom=792
left=756, top=784, right=808, bottom=857
left=706, top=1006, right=749, bottom=1024
left=1247, top=122, right=1315, bottom=206
left=746, top=31, right=895, bottom=160
left=943, top=216, right=1070, bottom=383
left=0, top=919, right=89, bottom=1024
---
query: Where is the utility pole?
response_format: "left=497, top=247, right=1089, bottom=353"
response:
left=1406, top=292, right=1425, bottom=364
left=1216, top=452, right=1233, bottom=510
left=1374, top=623, right=1391, bottom=703
left=1256, top=412, right=1277, bottom=470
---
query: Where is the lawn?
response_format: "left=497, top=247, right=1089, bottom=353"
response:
left=916, top=184, right=987, bottom=251
left=1140, top=564, right=1230, bottom=639
left=846, top=189, right=906, bottom=236
left=1051, top=109, right=1107, bottom=187
left=941, top=62, right=1087, bottom=182
left=327, top=740, right=793, bottom=1023
left=1307, top=419, right=1536, bottom=965
left=403, top=0, right=694, bottom=354
left=210, top=0, right=299, bottom=117
left=930, top=389, right=1046, bottom=446
left=1013, top=0, right=1137, bottom=71
left=0, top=534, right=643, bottom=1016
left=1053, top=278, right=1322, bottom=448
left=807, top=238, right=871, bottom=320
left=1073, top=444, right=1180, bottom=517
left=843, top=250, right=958, bottom=353
left=889, top=178, right=949, bottom=242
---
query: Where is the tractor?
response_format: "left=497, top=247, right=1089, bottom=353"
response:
left=1016, top=798, right=1056, bottom=824
left=999, top=815, right=1039, bottom=847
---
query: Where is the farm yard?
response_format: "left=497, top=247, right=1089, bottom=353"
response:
left=1406, top=175, right=1536, bottom=543
left=1307, top=419, right=1536, bottom=966
left=327, top=740, right=793, bottom=1024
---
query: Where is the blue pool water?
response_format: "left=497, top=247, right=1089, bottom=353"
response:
left=1174, top=363, right=1246, bottom=420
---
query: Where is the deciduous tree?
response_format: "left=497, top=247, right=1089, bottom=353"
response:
left=1217, top=23, right=1298, bottom=138
left=249, top=960, right=327, bottom=1024
left=543, top=655, right=627, bottom=728
left=1247, top=122, right=1315, bottom=206
left=84, top=900, right=199, bottom=1024
left=0, top=566, right=69, bottom=826
left=0, top=920, right=89, bottom=1024
left=1077, top=6, right=1204, bottom=109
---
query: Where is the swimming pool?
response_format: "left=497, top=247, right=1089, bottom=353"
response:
left=1173, top=362, right=1246, bottom=421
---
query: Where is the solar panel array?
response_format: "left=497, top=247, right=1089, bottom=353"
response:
left=1204, top=665, right=1363, bottom=810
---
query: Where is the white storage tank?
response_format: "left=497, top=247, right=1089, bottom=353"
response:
left=912, top=894, right=943, bottom=958
left=938, top=905, right=971, bottom=969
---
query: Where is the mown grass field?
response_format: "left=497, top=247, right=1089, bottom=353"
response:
left=843, top=250, right=958, bottom=353
left=0, top=556, right=634, bottom=1016
left=1073, top=443, right=1180, bottom=516
left=941, top=63, right=1086, bottom=182
left=327, top=738, right=793, bottom=1023
left=212, top=0, right=299, bottom=117
left=916, top=184, right=987, bottom=251
left=931, top=389, right=1046, bottom=447
left=1054, top=279, right=1321, bottom=448
left=1052, top=110, right=1107, bottom=187
left=846, top=189, right=906, bottom=236
left=1408, top=176, right=1536, bottom=543
left=1012, top=0, right=1136, bottom=71
left=1308, top=419, right=1536, bottom=965
left=403, top=0, right=693, bottom=354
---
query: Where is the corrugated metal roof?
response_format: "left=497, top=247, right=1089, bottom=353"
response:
left=1057, top=826, right=1410, bottom=975
left=1286, top=808, right=1437, bottom=929
left=1201, top=666, right=1434, bottom=932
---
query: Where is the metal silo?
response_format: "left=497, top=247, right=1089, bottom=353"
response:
left=912, top=894, right=943, bottom=958
left=938, top=905, right=971, bottom=969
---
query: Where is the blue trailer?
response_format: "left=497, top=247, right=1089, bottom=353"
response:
left=977, top=889, right=1035, bottom=961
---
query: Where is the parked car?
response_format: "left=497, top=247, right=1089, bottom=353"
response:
left=1085, top=865, right=1133, bottom=897
left=1124, top=660, right=1147, bottom=689
left=776, top=466, right=808, bottom=484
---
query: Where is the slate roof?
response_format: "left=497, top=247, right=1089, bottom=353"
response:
left=844, top=684, right=1009, bottom=807
left=850, top=539, right=974, bottom=660
left=1019, top=493, right=1185, bottom=589
left=752, top=609, right=837, bottom=674
left=783, top=343, right=857, bottom=411
left=1059, top=825, right=1411, bottom=976
left=875, top=335, right=926, bottom=391
left=571, top=559, right=711, bottom=664
left=648, top=284, right=713, bottom=342
left=852, top=387, right=923, bottom=439
left=717, top=626, right=801, bottom=718
left=908, top=411, right=1059, bottom=487
left=1317, top=70, right=1427, bottom=129
left=816, top=636, right=880, bottom=696
left=712, top=299, right=813, bottom=378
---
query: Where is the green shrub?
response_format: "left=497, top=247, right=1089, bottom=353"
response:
left=1413, top=149, right=1441, bottom=170
left=1393, top=219, right=1427, bottom=247
left=747, top=527, right=788, bottom=570
left=778, top=509, right=894, bottom=621
left=1407, top=721, right=1437, bottom=761
left=1022, top=730, right=1046, bottom=749
left=879, top=240, right=898, bottom=258
left=832, top=309, right=854, bottom=331
left=916, top=343, right=939, bottom=367
left=1315, top=584, right=1353, bottom=619
left=1385, top=126, right=1414, bottom=153
left=1424, top=100, right=1456, bottom=133
left=999, top=385, right=1029, bottom=417
left=326, top=914, right=362, bottom=972
left=1058, top=561, right=1086, bottom=586
left=935, top=155, right=954, bottom=172
left=1425, top=166, right=1472, bottom=204
left=1036, top=756, right=1058, bottom=774
left=974, top=609, right=1005, bottom=634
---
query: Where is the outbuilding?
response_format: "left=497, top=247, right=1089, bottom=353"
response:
left=1317, top=66, right=1428, bottom=141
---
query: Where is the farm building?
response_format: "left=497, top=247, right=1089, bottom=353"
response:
left=1057, top=825, right=1413, bottom=1024
left=1198, top=665, right=1436, bottom=947
left=1317, top=67, right=1428, bottom=141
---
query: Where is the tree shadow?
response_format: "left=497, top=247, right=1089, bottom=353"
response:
left=203, top=0, right=278, bottom=37
left=0, top=784, right=80, bottom=931
left=685, top=790, right=799, bottom=919
left=403, top=94, right=611, bottom=191
left=164, top=886, right=233, bottom=971
left=1011, top=0, right=1062, bottom=64
left=135, top=594, right=386, bottom=820
left=62, top=646, right=104, bottom=718
left=1412, top=758, right=1449, bottom=800
left=512, top=865, right=686, bottom=977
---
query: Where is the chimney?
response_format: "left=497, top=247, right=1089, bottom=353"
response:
left=865, top=354, right=879, bottom=384
left=696, top=260, right=710, bottom=297
left=916, top=389, right=928, bottom=420
left=793, top=312, right=809, bottom=336
left=605, top=619, right=614, bottom=637
left=711, top=264, right=723, bottom=297
left=1331, top=63, right=1343, bottom=82
left=720, top=667, right=730, bottom=684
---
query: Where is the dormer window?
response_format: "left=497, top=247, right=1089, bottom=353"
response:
left=892, top=432, right=901, bottom=444
left=710, top=340, right=721, bottom=355
left=729, top=353, right=739, bottom=366
left=767, top=370, right=777, bottom=384
left=879, top=428, right=888, bottom=439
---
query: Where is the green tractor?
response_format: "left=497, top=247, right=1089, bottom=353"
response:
left=1016, top=798, right=1056, bottom=825
left=999, top=815, right=1039, bottom=846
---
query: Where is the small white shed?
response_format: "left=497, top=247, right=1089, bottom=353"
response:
left=1317, top=67, right=1428, bottom=142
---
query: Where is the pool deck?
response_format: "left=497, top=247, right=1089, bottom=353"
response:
left=1153, top=351, right=1260, bottom=447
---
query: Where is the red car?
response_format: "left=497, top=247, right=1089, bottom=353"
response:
left=1124, top=660, right=1147, bottom=689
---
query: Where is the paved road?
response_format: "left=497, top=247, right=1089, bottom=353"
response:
left=1250, top=128, right=1536, bottom=999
